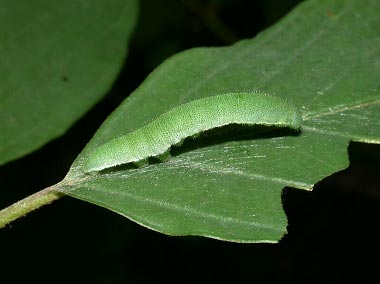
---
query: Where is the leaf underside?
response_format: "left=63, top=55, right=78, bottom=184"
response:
left=61, top=0, right=380, bottom=243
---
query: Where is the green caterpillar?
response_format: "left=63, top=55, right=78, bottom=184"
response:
left=83, top=92, right=302, bottom=172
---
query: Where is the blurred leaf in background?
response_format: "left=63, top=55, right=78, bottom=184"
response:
left=0, top=0, right=137, bottom=165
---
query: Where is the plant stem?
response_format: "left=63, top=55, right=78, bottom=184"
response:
left=0, top=184, right=64, bottom=228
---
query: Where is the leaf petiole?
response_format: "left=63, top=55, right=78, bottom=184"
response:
left=0, top=184, right=64, bottom=228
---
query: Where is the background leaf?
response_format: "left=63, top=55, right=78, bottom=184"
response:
left=60, top=0, right=380, bottom=243
left=0, top=0, right=138, bottom=165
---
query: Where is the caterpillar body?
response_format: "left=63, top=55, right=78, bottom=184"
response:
left=83, top=92, right=302, bottom=172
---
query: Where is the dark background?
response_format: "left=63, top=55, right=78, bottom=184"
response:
left=1, top=0, right=379, bottom=283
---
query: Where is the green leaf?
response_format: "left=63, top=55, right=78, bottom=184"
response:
left=60, top=0, right=380, bottom=242
left=0, top=0, right=138, bottom=165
